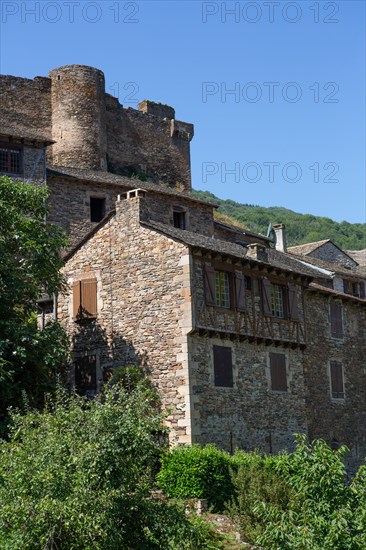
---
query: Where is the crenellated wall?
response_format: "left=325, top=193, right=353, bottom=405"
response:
left=0, top=65, right=194, bottom=190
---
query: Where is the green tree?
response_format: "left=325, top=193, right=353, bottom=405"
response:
left=0, top=385, right=222, bottom=549
left=0, top=176, right=68, bottom=428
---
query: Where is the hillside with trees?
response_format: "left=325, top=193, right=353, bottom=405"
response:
left=193, top=190, right=366, bottom=251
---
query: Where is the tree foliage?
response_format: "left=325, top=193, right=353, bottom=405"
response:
left=0, top=385, right=223, bottom=549
left=193, top=189, right=366, bottom=250
left=229, top=435, right=366, bottom=549
left=0, top=176, right=68, bottom=428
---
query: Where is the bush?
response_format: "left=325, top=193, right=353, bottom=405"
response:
left=156, top=444, right=234, bottom=512
left=228, top=450, right=291, bottom=543
left=229, top=435, right=366, bottom=549
left=0, top=384, right=223, bottom=549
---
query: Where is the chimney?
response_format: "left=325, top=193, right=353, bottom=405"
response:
left=246, top=243, right=268, bottom=262
left=273, top=224, right=287, bottom=252
left=116, top=188, right=149, bottom=223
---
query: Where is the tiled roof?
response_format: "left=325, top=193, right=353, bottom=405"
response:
left=142, top=220, right=326, bottom=279
left=287, top=240, right=330, bottom=255
left=0, top=126, right=54, bottom=145
left=288, top=252, right=366, bottom=279
left=47, top=166, right=218, bottom=208
left=213, top=220, right=271, bottom=242
left=309, top=282, right=366, bottom=303
left=346, top=249, right=366, bottom=266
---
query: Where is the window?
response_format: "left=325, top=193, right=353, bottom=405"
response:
left=74, top=355, right=97, bottom=396
left=215, top=271, right=230, bottom=308
left=262, top=279, right=299, bottom=320
left=269, top=352, right=287, bottom=391
left=330, top=300, right=343, bottom=338
left=271, top=284, right=285, bottom=318
left=0, top=144, right=22, bottom=174
left=204, top=265, right=247, bottom=311
left=173, top=209, right=186, bottom=230
left=213, top=345, right=233, bottom=387
left=73, top=279, right=97, bottom=321
left=90, top=197, right=106, bottom=223
left=330, top=361, right=344, bottom=399
left=244, top=276, right=252, bottom=291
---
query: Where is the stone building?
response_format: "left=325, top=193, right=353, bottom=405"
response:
left=1, top=65, right=365, bottom=470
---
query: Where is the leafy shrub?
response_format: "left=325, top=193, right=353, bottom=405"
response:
left=156, top=444, right=234, bottom=512
left=0, top=384, right=222, bottom=549
left=228, top=450, right=291, bottom=543
left=229, top=435, right=366, bottom=549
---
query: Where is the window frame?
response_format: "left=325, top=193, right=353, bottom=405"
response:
left=329, top=360, right=345, bottom=400
left=90, top=196, right=106, bottom=223
left=172, top=206, right=187, bottom=230
left=269, top=352, right=288, bottom=392
left=0, top=142, right=23, bottom=175
left=73, top=278, right=98, bottom=322
left=213, top=345, right=234, bottom=388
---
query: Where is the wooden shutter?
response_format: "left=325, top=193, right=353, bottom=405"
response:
left=288, top=284, right=299, bottom=320
left=360, top=282, right=365, bottom=299
left=213, top=345, right=233, bottom=387
left=269, top=352, right=287, bottom=391
left=73, top=281, right=81, bottom=320
left=204, top=264, right=216, bottom=306
left=234, top=271, right=246, bottom=311
left=330, top=361, right=344, bottom=398
left=262, top=278, right=272, bottom=316
left=81, top=279, right=97, bottom=318
left=330, top=301, right=343, bottom=338
left=74, top=355, right=97, bottom=395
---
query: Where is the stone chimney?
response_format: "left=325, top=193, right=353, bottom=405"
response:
left=115, top=188, right=149, bottom=225
left=246, top=243, right=268, bottom=262
left=273, top=224, right=287, bottom=252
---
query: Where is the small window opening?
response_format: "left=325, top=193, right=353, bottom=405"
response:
left=90, top=197, right=106, bottom=223
left=0, top=145, right=22, bottom=174
left=173, top=210, right=186, bottom=230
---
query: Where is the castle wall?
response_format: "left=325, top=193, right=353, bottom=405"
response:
left=59, top=196, right=194, bottom=443
left=105, top=96, right=193, bottom=190
left=49, top=65, right=107, bottom=170
left=0, top=75, right=51, bottom=140
left=0, top=65, right=193, bottom=190
left=303, top=291, right=366, bottom=472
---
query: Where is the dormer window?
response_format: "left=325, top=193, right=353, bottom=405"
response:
left=0, top=144, right=22, bottom=175
left=172, top=206, right=186, bottom=230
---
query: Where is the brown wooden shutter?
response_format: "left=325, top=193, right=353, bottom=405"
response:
left=73, top=281, right=81, bottom=320
left=204, top=264, right=216, bottom=306
left=330, top=361, right=344, bottom=398
left=330, top=301, right=343, bottom=338
left=360, top=282, right=365, bottom=299
left=81, top=279, right=97, bottom=318
left=262, top=278, right=272, bottom=316
left=74, top=355, right=97, bottom=395
left=213, top=345, right=233, bottom=387
left=288, top=283, right=299, bottom=320
left=234, top=271, right=246, bottom=311
left=269, top=352, right=287, bottom=391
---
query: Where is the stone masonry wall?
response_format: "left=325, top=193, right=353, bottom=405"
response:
left=59, top=196, right=194, bottom=443
left=309, top=242, right=358, bottom=269
left=47, top=176, right=215, bottom=249
left=0, top=65, right=193, bottom=190
left=0, top=75, right=51, bottom=140
left=303, top=291, right=366, bottom=472
left=188, top=334, right=307, bottom=454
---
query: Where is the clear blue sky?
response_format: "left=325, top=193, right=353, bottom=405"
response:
left=1, top=0, right=365, bottom=223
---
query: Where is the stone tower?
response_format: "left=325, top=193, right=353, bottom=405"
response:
left=49, top=65, right=107, bottom=170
